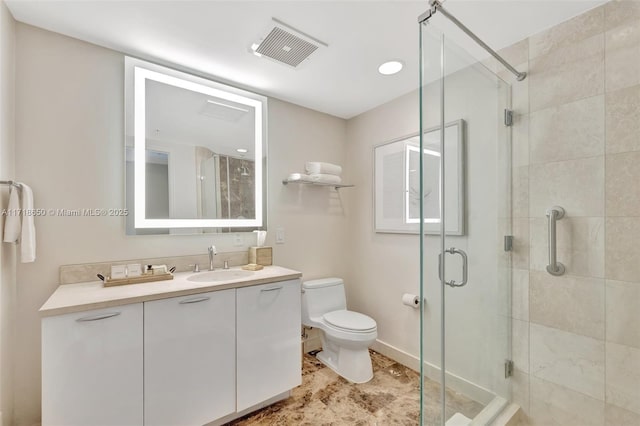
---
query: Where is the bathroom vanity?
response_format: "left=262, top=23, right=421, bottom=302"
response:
left=39, top=266, right=302, bottom=426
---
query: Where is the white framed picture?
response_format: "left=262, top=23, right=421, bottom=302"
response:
left=373, top=120, right=465, bottom=235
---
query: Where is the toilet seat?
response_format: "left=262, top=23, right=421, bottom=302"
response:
left=322, top=310, right=377, bottom=333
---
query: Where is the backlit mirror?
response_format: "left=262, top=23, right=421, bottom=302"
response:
left=124, top=57, right=267, bottom=234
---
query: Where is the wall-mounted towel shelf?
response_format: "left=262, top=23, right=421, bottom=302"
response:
left=282, top=178, right=354, bottom=190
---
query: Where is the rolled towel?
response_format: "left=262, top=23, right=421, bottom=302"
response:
left=305, top=162, right=342, bottom=176
left=308, top=173, right=342, bottom=184
left=287, top=173, right=313, bottom=182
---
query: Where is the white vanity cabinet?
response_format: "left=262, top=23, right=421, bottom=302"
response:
left=144, top=289, right=236, bottom=426
left=41, top=303, right=143, bottom=426
left=41, top=268, right=303, bottom=426
left=236, top=279, right=302, bottom=411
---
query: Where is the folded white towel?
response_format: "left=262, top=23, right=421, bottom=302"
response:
left=3, top=186, right=21, bottom=243
left=287, top=173, right=313, bottom=182
left=308, top=173, right=342, bottom=184
left=305, top=162, right=342, bottom=176
left=20, top=184, right=36, bottom=263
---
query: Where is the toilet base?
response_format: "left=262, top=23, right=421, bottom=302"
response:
left=316, top=347, right=374, bottom=384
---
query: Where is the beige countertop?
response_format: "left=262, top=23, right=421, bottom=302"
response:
left=40, top=265, right=302, bottom=317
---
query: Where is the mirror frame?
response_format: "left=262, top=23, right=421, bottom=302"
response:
left=125, top=57, right=267, bottom=230
left=373, top=119, right=466, bottom=235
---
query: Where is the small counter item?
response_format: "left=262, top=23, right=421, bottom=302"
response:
left=248, top=247, right=272, bottom=266
left=147, top=264, right=169, bottom=274
left=127, top=263, right=142, bottom=277
left=110, top=265, right=127, bottom=279
left=241, top=264, right=264, bottom=271
left=103, top=272, right=173, bottom=287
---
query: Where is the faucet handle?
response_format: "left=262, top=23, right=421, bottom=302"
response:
left=223, top=260, right=229, bottom=270
left=208, top=245, right=217, bottom=255
left=189, top=264, right=200, bottom=273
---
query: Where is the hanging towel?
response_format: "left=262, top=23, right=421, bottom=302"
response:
left=19, top=184, right=36, bottom=263
left=305, top=162, right=342, bottom=176
left=308, top=173, right=342, bottom=185
left=3, top=186, right=21, bottom=243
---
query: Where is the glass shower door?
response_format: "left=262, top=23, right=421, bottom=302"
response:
left=419, top=19, right=512, bottom=426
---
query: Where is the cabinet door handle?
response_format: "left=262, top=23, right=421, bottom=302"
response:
left=179, top=296, right=210, bottom=304
left=260, top=286, right=283, bottom=292
left=76, top=312, right=121, bottom=322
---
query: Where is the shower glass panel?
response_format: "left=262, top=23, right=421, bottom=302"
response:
left=420, top=20, right=512, bottom=425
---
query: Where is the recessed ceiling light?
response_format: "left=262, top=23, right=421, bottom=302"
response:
left=378, top=60, right=404, bottom=75
left=237, top=148, right=248, bottom=153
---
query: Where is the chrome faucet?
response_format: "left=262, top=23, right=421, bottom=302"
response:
left=208, top=245, right=217, bottom=271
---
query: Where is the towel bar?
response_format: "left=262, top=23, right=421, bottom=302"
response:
left=0, top=180, right=22, bottom=189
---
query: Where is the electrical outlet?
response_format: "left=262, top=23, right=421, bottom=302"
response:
left=233, top=234, right=243, bottom=246
left=276, top=226, right=285, bottom=244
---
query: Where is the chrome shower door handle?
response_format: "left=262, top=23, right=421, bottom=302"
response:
left=438, top=247, right=469, bottom=288
left=546, top=206, right=566, bottom=276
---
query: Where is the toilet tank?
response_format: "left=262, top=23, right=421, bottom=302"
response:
left=301, top=278, right=347, bottom=323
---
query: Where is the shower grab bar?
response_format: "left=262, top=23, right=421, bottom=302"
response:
left=438, top=247, right=468, bottom=288
left=546, top=206, right=566, bottom=276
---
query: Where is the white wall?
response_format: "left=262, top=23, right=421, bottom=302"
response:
left=145, top=139, right=198, bottom=220
left=0, top=1, right=16, bottom=425
left=12, top=23, right=348, bottom=426
left=344, top=89, right=422, bottom=355
left=345, top=63, right=510, bottom=399
left=266, top=97, right=348, bottom=279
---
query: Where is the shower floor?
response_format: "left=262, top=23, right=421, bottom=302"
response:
left=228, top=350, right=484, bottom=425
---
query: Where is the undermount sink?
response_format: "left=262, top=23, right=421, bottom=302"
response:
left=187, top=269, right=255, bottom=283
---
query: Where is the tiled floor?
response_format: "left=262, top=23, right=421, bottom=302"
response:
left=229, top=350, right=484, bottom=425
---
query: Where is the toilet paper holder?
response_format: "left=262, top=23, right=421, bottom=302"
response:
left=402, top=293, right=422, bottom=308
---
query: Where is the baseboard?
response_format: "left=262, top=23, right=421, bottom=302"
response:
left=206, top=391, right=290, bottom=426
left=371, top=339, right=495, bottom=406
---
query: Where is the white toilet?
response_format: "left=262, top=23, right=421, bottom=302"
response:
left=301, top=277, right=377, bottom=383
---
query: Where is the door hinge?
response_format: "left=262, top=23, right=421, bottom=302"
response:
left=504, top=235, right=514, bottom=252
left=505, top=359, right=514, bottom=378
left=504, top=109, right=514, bottom=127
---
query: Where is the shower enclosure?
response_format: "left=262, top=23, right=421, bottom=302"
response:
left=418, top=2, right=523, bottom=424
left=198, top=152, right=256, bottom=222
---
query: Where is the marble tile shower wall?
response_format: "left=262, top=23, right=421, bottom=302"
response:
left=497, top=2, right=640, bottom=425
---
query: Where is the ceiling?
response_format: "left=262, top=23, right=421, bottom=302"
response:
left=6, top=0, right=608, bottom=119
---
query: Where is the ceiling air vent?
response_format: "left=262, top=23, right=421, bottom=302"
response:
left=251, top=18, right=327, bottom=68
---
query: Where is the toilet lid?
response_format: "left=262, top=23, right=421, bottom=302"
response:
left=323, top=310, right=376, bottom=332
